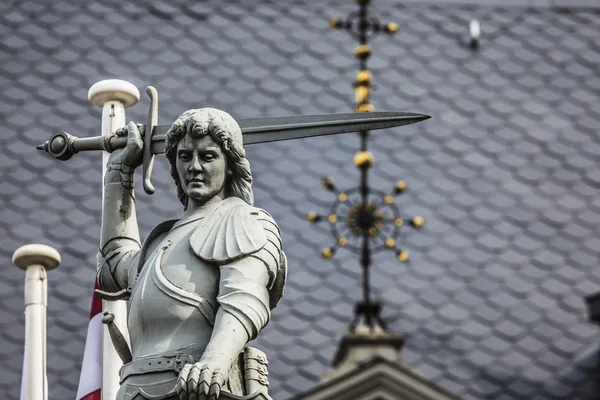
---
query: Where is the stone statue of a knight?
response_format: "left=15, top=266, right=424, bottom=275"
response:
left=96, top=108, right=286, bottom=400
left=34, top=81, right=427, bottom=399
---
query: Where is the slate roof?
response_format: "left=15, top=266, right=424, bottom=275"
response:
left=1, top=1, right=600, bottom=400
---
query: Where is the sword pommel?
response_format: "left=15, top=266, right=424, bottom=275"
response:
left=37, top=130, right=129, bottom=160
left=36, top=131, right=78, bottom=161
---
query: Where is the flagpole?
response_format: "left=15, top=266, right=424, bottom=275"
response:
left=13, top=244, right=60, bottom=400
left=88, top=79, right=140, bottom=400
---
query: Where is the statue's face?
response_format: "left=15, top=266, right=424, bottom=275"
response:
left=176, top=134, right=228, bottom=207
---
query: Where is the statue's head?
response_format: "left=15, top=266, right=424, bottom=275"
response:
left=165, top=108, right=253, bottom=208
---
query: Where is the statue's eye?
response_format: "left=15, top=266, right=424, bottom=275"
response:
left=179, top=153, right=190, bottom=162
left=203, top=152, right=217, bottom=161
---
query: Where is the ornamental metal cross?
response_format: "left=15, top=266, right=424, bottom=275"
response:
left=307, top=0, right=424, bottom=329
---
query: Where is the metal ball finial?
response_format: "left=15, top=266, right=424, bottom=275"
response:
left=88, top=79, right=140, bottom=108
left=13, top=244, right=61, bottom=271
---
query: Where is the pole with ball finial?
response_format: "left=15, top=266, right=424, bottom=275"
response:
left=13, top=244, right=61, bottom=400
left=88, top=79, right=140, bottom=400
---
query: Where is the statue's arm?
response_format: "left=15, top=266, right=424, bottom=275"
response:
left=97, top=122, right=143, bottom=293
left=178, top=208, right=283, bottom=398
left=181, top=254, right=272, bottom=398
left=206, top=253, right=273, bottom=361
left=179, top=252, right=276, bottom=398
left=214, top=210, right=283, bottom=341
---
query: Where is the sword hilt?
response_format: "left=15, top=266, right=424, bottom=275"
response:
left=37, top=131, right=129, bottom=161
left=101, top=311, right=133, bottom=364
left=38, top=85, right=160, bottom=195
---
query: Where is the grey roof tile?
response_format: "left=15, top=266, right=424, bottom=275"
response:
left=506, top=380, right=538, bottom=398
left=500, top=349, right=532, bottom=368
left=467, top=349, right=496, bottom=368
left=504, top=276, right=536, bottom=296
left=490, top=292, right=523, bottom=309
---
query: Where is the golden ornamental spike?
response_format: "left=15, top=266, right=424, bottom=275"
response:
left=354, top=151, right=374, bottom=168
left=322, top=247, right=334, bottom=259
left=411, top=216, right=424, bottom=228
left=395, top=180, right=408, bottom=193
left=397, top=250, right=409, bottom=262
left=385, top=22, right=398, bottom=33
left=307, top=211, right=321, bottom=223
left=322, top=176, right=335, bottom=191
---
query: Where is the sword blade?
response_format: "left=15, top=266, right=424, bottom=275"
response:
left=148, top=111, right=430, bottom=154
left=240, top=111, right=430, bottom=144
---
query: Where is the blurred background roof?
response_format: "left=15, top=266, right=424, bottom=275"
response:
left=1, top=1, right=600, bottom=399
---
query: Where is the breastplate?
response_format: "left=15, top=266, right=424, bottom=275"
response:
left=128, top=217, right=220, bottom=359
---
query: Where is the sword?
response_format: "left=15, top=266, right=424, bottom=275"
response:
left=37, top=86, right=430, bottom=194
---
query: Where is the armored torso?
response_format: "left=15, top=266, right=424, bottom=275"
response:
left=99, top=197, right=286, bottom=400
left=128, top=211, right=219, bottom=359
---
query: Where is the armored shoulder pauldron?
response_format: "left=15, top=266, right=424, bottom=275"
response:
left=190, top=197, right=270, bottom=263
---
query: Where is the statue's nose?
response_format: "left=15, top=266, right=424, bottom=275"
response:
left=189, top=156, right=203, bottom=172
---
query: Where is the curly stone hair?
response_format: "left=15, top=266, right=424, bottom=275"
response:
left=164, top=108, right=253, bottom=208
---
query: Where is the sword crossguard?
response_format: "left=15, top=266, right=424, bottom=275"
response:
left=142, top=86, right=159, bottom=195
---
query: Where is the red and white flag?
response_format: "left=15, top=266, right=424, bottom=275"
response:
left=75, top=279, right=103, bottom=400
